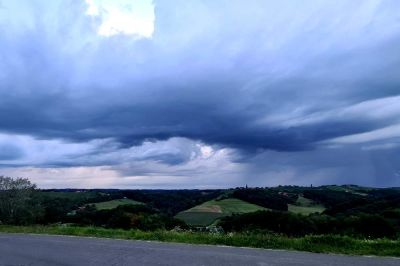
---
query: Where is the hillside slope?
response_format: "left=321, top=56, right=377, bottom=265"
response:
left=175, top=198, right=265, bottom=226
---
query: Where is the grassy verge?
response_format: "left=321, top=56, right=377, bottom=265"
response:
left=0, top=225, right=399, bottom=257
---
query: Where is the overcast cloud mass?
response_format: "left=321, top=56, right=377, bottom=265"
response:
left=0, top=0, right=400, bottom=188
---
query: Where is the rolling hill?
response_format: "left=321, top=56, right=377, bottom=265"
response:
left=175, top=198, right=266, bottom=226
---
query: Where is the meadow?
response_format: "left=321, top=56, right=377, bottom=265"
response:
left=91, top=198, right=143, bottom=210
left=287, top=196, right=325, bottom=215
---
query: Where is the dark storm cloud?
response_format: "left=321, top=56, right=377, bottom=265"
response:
left=0, top=144, right=24, bottom=160
left=0, top=0, right=399, bottom=152
left=0, top=0, right=400, bottom=187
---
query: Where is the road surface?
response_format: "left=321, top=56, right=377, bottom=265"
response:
left=0, top=233, right=398, bottom=266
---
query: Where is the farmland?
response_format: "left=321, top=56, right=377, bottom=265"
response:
left=92, top=198, right=143, bottom=210
left=287, top=196, right=325, bottom=215
left=175, top=198, right=265, bottom=226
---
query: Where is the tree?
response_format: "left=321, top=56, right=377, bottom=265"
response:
left=0, top=176, right=41, bottom=225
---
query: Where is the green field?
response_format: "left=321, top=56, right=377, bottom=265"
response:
left=288, top=196, right=325, bottom=215
left=92, top=199, right=143, bottom=210
left=175, top=198, right=265, bottom=226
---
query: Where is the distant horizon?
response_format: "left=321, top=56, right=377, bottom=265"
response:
left=37, top=184, right=400, bottom=190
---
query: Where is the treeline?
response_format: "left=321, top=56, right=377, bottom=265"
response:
left=69, top=204, right=186, bottom=231
left=35, top=190, right=222, bottom=227
left=220, top=187, right=400, bottom=239
left=35, top=191, right=113, bottom=224
left=232, top=188, right=296, bottom=211
left=303, top=189, right=364, bottom=208
left=0, top=176, right=223, bottom=230
left=219, top=210, right=398, bottom=239
left=40, top=189, right=223, bottom=216
left=120, top=189, right=223, bottom=216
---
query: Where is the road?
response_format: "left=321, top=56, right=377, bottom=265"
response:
left=0, top=233, right=399, bottom=266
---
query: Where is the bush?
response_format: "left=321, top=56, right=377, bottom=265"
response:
left=0, top=176, right=43, bottom=225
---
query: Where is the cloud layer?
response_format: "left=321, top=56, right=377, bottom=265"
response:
left=0, top=0, right=400, bottom=188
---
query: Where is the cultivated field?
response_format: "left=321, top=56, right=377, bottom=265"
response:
left=175, top=198, right=265, bottom=226
left=92, top=199, right=143, bottom=210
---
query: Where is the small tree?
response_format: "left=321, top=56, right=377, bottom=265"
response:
left=0, top=176, right=40, bottom=225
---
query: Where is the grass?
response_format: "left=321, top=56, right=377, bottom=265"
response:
left=92, top=198, right=143, bottom=210
left=288, top=196, right=325, bottom=215
left=175, top=198, right=265, bottom=226
left=0, top=225, right=399, bottom=257
left=296, top=196, right=315, bottom=206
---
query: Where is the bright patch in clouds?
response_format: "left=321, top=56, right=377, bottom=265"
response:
left=85, top=0, right=155, bottom=37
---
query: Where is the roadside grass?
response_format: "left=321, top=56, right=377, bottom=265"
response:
left=176, top=198, right=266, bottom=226
left=1, top=225, right=399, bottom=257
left=91, top=198, right=143, bottom=210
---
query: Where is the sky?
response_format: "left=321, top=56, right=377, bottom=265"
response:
left=0, top=0, right=400, bottom=188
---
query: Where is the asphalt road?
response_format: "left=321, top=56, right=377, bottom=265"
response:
left=0, top=233, right=399, bottom=266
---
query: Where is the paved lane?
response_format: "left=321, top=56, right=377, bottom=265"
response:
left=0, top=233, right=398, bottom=266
